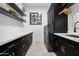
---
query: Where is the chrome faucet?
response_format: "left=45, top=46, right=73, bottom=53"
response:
left=74, top=21, right=79, bottom=32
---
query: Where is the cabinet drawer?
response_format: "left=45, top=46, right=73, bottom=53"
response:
left=0, top=39, right=18, bottom=53
left=0, top=42, right=18, bottom=56
left=0, top=46, right=18, bottom=56
left=63, top=41, right=79, bottom=56
left=60, top=37, right=79, bottom=50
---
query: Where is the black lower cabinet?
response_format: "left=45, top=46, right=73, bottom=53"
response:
left=26, top=33, right=32, bottom=48
left=55, top=39, right=70, bottom=56
left=19, top=33, right=32, bottom=56
left=44, top=26, right=54, bottom=52
left=0, top=39, right=19, bottom=56
left=54, top=34, right=79, bottom=56
left=0, top=33, right=32, bottom=56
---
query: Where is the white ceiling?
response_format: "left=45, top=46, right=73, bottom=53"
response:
left=22, top=3, right=51, bottom=8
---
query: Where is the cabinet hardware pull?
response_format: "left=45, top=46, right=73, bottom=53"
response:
left=8, top=44, right=16, bottom=48
left=61, top=46, right=65, bottom=54
left=63, top=41, right=74, bottom=48
left=0, top=53, right=9, bottom=56
left=12, top=52, right=15, bottom=56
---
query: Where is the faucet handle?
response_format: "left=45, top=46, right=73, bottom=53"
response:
left=74, top=28, right=76, bottom=32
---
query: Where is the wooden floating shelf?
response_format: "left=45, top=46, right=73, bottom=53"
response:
left=0, top=7, right=26, bottom=22
left=7, top=3, right=26, bottom=16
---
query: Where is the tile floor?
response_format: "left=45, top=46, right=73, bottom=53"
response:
left=25, top=29, right=56, bottom=56
left=26, top=41, right=56, bottom=56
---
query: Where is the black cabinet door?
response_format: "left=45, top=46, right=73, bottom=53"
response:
left=8, top=46, right=18, bottom=56
left=18, top=36, right=28, bottom=56
left=44, top=26, right=49, bottom=51
left=19, top=43, right=27, bottom=56
left=0, top=33, right=32, bottom=56
left=54, top=3, right=67, bottom=33
left=53, top=34, right=79, bottom=56
left=70, top=47, right=79, bottom=56
left=47, top=3, right=67, bottom=33
left=55, top=37, right=64, bottom=56
left=0, top=47, right=18, bottom=56
left=62, top=41, right=79, bottom=56
left=62, top=41, right=77, bottom=56
left=55, top=36, right=79, bottom=56
left=18, top=33, right=32, bottom=56
left=26, top=33, right=32, bottom=47
left=55, top=38, right=72, bottom=56
left=0, top=39, right=19, bottom=56
left=60, top=41, right=71, bottom=56
left=48, top=4, right=54, bottom=25
left=48, top=3, right=54, bottom=33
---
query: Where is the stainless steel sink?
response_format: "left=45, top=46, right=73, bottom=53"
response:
left=66, top=35, right=79, bottom=38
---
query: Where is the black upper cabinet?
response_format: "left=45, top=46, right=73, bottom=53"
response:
left=48, top=4, right=54, bottom=25
left=47, top=4, right=54, bottom=33
left=0, top=4, right=26, bottom=22
left=0, top=7, right=26, bottom=22
left=7, top=3, right=26, bottom=16
left=61, top=3, right=74, bottom=8
left=54, top=3, right=67, bottom=33
left=48, top=3, right=74, bottom=33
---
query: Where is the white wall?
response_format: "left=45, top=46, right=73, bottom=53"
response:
left=24, top=8, right=48, bottom=42
left=68, top=3, right=79, bottom=33
left=0, top=13, right=28, bottom=40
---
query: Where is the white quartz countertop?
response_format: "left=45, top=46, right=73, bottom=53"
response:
left=0, top=30, right=33, bottom=46
left=54, top=33, right=79, bottom=43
